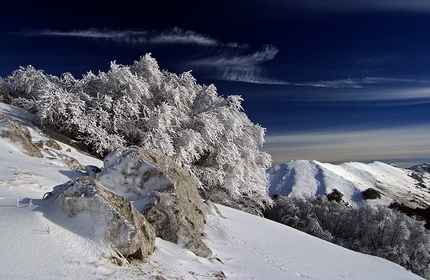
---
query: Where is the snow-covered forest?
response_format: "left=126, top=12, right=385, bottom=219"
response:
left=0, top=54, right=272, bottom=214
left=265, top=195, right=430, bottom=277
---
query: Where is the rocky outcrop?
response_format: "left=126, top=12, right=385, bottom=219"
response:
left=326, top=189, right=343, bottom=202
left=98, top=147, right=212, bottom=258
left=45, top=139, right=62, bottom=150
left=0, top=114, right=42, bottom=158
left=362, top=188, right=382, bottom=200
left=52, top=150, right=85, bottom=171
left=46, top=176, right=156, bottom=262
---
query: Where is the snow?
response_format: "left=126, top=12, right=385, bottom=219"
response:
left=268, top=159, right=430, bottom=208
left=0, top=102, right=423, bottom=279
left=97, top=148, right=173, bottom=201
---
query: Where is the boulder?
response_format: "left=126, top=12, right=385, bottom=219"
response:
left=0, top=114, right=42, bottom=158
left=45, top=139, right=62, bottom=150
left=46, top=176, right=156, bottom=262
left=362, top=188, right=382, bottom=200
left=55, top=151, right=85, bottom=171
left=98, top=146, right=212, bottom=257
left=326, top=189, right=343, bottom=202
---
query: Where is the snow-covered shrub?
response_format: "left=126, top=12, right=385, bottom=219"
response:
left=0, top=77, right=11, bottom=103
left=265, top=195, right=430, bottom=278
left=3, top=54, right=272, bottom=212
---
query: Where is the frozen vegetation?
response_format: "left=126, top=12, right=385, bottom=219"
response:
left=1, top=55, right=271, bottom=214
left=0, top=102, right=422, bottom=279
left=0, top=55, right=428, bottom=278
left=267, top=160, right=430, bottom=277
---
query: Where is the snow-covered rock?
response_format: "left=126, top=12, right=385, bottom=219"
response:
left=98, top=146, right=212, bottom=257
left=46, top=176, right=156, bottom=262
left=0, top=113, right=42, bottom=158
left=97, top=147, right=173, bottom=201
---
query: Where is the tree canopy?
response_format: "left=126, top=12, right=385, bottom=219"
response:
left=3, top=54, right=272, bottom=212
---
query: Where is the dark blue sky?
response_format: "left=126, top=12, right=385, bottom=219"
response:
left=2, top=0, right=430, bottom=167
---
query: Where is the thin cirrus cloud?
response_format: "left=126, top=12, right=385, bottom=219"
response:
left=297, top=77, right=415, bottom=89
left=296, top=81, right=430, bottom=102
left=186, top=45, right=288, bottom=84
left=282, top=0, right=430, bottom=12
left=27, top=28, right=420, bottom=88
left=19, top=27, right=283, bottom=84
left=20, top=27, right=222, bottom=47
left=149, top=27, right=220, bottom=46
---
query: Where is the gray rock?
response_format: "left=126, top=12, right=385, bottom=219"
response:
left=43, top=148, right=85, bottom=171
left=98, top=147, right=174, bottom=201
left=0, top=114, right=42, bottom=158
left=45, top=139, right=62, bottom=150
left=98, top=147, right=212, bottom=258
left=47, top=176, right=156, bottom=261
left=56, top=152, right=85, bottom=171
left=86, top=165, right=101, bottom=178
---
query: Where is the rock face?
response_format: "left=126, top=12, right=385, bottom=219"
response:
left=0, top=114, right=42, bottom=158
left=46, top=176, right=156, bottom=261
left=98, top=146, right=212, bottom=258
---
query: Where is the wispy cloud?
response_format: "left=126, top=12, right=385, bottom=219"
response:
left=275, top=82, right=430, bottom=103
left=298, top=77, right=415, bottom=89
left=19, top=27, right=226, bottom=47
left=281, top=0, right=430, bottom=12
left=187, top=45, right=287, bottom=84
left=21, top=28, right=150, bottom=45
left=322, top=85, right=430, bottom=101
left=19, top=27, right=283, bottom=84
left=149, top=27, right=219, bottom=46
left=265, top=125, right=430, bottom=167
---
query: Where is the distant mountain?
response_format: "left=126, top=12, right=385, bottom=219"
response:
left=267, top=159, right=430, bottom=209
left=409, top=162, right=430, bottom=189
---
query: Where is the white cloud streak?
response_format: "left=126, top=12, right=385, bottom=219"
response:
left=20, top=27, right=226, bottom=47
left=149, top=27, right=219, bottom=46
left=283, top=77, right=430, bottom=102
left=265, top=125, right=430, bottom=167
left=188, top=45, right=287, bottom=84
left=22, top=29, right=149, bottom=45
left=20, top=27, right=283, bottom=84
left=301, top=85, right=430, bottom=102
left=282, top=0, right=430, bottom=12
left=297, top=77, right=415, bottom=89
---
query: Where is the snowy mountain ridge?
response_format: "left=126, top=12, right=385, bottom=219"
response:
left=268, top=159, right=430, bottom=209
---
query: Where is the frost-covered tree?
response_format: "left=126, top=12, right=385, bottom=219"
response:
left=0, top=77, right=11, bottom=103
left=265, top=195, right=430, bottom=278
left=3, top=54, right=272, bottom=213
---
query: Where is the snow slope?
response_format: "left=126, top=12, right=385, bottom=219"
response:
left=268, top=159, right=430, bottom=209
left=0, top=103, right=423, bottom=279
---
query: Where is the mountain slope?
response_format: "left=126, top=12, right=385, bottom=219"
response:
left=0, top=102, right=423, bottom=279
left=268, top=159, right=430, bottom=209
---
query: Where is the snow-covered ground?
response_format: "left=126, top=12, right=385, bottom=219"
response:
left=268, top=159, right=430, bottom=209
left=0, top=103, right=423, bottom=279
